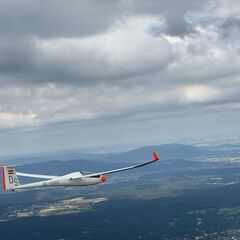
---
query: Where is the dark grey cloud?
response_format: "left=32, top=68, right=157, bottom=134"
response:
left=0, top=36, right=37, bottom=74
left=0, top=0, right=125, bottom=38
left=0, top=0, right=207, bottom=86
left=220, top=17, right=240, bottom=39
left=128, top=0, right=203, bottom=36
left=0, top=0, right=205, bottom=39
left=0, top=18, right=174, bottom=86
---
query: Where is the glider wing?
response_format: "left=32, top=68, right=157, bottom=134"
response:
left=72, top=151, right=160, bottom=179
left=16, top=172, right=58, bottom=179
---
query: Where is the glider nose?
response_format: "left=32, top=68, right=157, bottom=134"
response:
left=100, top=175, right=107, bottom=182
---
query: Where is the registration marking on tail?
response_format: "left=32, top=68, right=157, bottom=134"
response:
left=8, top=170, right=14, bottom=175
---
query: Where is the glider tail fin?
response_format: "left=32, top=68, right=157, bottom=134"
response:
left=1, top=165, right=21, bottom=191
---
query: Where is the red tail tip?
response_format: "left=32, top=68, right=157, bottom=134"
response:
left=153, top=152, right=159, bottom=161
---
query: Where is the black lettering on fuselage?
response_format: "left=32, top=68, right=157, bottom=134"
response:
left=9, top=176, right=19, bottom=186
left=9, top=176, right=14, bottom=184
left=14, top=178, right=19, bottom=186
left=42, top=180, right=59, bottom=187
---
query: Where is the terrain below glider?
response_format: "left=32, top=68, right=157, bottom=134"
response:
left=1, top=152, right=159, bottom=191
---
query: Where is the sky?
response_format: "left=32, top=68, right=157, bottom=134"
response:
left=0, top=0, right=240, bottom=155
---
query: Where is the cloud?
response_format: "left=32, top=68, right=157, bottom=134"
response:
left=0, top=36, right=37, bottom=75
left=0, top=111, right=37, bottom=129
left=178, top=85, right=220, bottom=104
left=37, top=16, right=173, bottom=85
left=0, top=0, right=206, bottom=39
left=220, top=17, right=240, bottom=40
left=0, top=15, right=174, bottom=86
left=126, top=0, right=205, bottom=37
left=0, top=0, right=240, bottom=154
left=0, top=0, right=126, bottom=38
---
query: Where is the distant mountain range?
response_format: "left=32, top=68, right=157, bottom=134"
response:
left=0, top=143, right=217, bottom=179
left=3, top=143, right=212, bottom=166
left=97, top=144, right=210, bottom=162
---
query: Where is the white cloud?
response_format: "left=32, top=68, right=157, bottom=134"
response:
left=178, top=85, right=219, bottom=104
left=37, top=15, right=173, bottom=83
left=0, top=111, right=37, bottom=129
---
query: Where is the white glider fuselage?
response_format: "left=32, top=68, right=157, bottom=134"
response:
left=13, top=174, right=105, bottom=190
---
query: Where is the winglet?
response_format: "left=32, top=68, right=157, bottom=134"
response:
left=152, top=152, right=159, bottom=161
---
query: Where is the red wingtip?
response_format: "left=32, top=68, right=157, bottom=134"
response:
left=153, top=152, right=159, bottom=161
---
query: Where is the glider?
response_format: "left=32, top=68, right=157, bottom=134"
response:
left=1, top=152, right=159, bottom=191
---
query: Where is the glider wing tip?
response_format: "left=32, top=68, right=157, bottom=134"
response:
left=152, top=151, right=160, bottom=161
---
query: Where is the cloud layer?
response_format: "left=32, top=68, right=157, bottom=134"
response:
left=0, top=0, right=240, bottom=154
